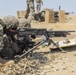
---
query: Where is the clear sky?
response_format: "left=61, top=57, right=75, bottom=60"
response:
left=0, top=0, right=76, bottom=16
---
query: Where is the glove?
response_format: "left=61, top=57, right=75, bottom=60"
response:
left=31, top=35, right=36, bottom=39
left=3, top=34, right=7, bottom=38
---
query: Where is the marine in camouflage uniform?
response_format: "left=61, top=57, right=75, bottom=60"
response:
left=36, top=0, right=43, bottom=13
left=0, top=16, right=21, bottom=59
left=26, top=0, right=35, bottom=19
left=2, top=16, right=19, bottom=42
left=0, top=17, right=34, bottom=58
left=0, top=16, right=19, bottom=43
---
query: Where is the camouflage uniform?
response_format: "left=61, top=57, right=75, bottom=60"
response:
left=26, top=0, right=30, bottom=18
left=0, top=16, right=20, bottom=59
left=36, top=0, right=43, bottom=13
left=0, top=19, right=4, bottom=31
left=26, top=0, right=35, bottom=19
left=1, top=16, right=19, bottom=45
left=18, top=18, right=31, bottom=28
left=0, top=19, right=4, bottom=26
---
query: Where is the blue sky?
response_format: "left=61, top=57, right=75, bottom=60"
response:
left=0, top=0, right=76, bottom=16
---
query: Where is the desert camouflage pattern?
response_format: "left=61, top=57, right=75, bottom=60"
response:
left=3, top=16, right=19, bottom=29
left=0, top=19, right=5, bottom=27
left=19, top=18, right=31, bottom=28
left=36, top=0, right=43, bottom=13
left=26, top=0, right=35, bottom=19
left=0, top=19, right=3, bottom=24
left=36, top=0, right=41, bottom=3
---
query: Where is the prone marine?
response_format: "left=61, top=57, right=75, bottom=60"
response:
left=0, top=16, right=35, bottom=59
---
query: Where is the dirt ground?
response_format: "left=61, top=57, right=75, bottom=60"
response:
left=0, top=14, right=76, bottom=75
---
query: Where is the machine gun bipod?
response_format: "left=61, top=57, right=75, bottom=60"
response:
left=14, top=39, right=66, bottom=62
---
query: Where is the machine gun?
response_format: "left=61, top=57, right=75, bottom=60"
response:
left=14, top=28, right=75, bottom=61
left=0, top=28, right=75, bottom=61
left=17, top=28, right=75, bottom=37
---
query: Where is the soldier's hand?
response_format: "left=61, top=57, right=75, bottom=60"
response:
left=31, top=35, right=36, bottom=39
left=3, top=34, right=7, bottom=38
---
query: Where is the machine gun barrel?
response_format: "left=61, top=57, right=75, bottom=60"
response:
left=17, top=28, right=75, bottom=38
left=47, top=30, right=75, bottom=37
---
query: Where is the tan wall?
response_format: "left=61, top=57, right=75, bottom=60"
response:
left=59, top=10, right=66, bottom=23
left=17, top=11, right=26, bottom=18
left=45, top=10, right=54, bottom=23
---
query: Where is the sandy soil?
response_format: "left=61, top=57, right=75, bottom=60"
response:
left=0, top=14, right=76, bottom=75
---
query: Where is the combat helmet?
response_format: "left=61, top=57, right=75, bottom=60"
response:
left=3, top=16, right=19, bottom=29
left=18, top=18, right=31, bottom=28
